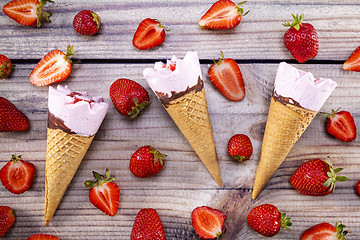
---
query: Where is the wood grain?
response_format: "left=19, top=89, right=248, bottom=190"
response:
left=1, top=63, right=360, bottom=239
left=1, top=1, right=360, bottom=60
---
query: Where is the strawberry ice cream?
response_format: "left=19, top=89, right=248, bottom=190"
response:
left=48, top=85, right=109, bottom=137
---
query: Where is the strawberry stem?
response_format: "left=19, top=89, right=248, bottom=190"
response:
left=85, top=169, right=116, bottom=188
left=36, top=0, right=54, bottom=28
left=148, top=146, right=167, bottom=165
left=280, top=212, right=292, bottom=230
left=319, top=108, right=341, bottom=119
left=336, top=222, right=349, bottom=240
left=236, top=1, right=250, bottom=16
left=128, top=98, right=150, bottom=120
left=11, top=154, right=21, bottom=163
left=91, top=12, right=101, bottom=29
left=322, top=158, right=349, bottom=193
left=282, top=13, right=304, bottom=30
left=213, top=51, right=225, bottom=65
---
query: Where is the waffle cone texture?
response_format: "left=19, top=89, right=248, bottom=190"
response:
left=45, top=128, right=94, bottom=225
left=164, top=88, right=222, bottom=187
left=252, top=98, right=317, bottom=199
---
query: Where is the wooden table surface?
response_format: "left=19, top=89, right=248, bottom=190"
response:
left=1, top=0, right=360, bottom=239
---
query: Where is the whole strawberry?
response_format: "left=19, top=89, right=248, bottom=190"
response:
left=283, top=13, right=319, bottom=63
left=192, top=206, right=225, bottom=239
left=321, top=109, right=357, bottom=142
left=130, top=146, right=166, bottom=178
left=290, top=158, right=348, bottom=196
left=0, top=154, right=36, bottom=194
left=356, top=180, right=360, bottom=195
left=0, top=206, right=15, bottom=238
left=0, top=55, right=13, bottom=79
left=73, top=10, right=101, bottom=35
left=131, top=208, right=165, bottom=240
left=110, top=78, right=150, bottom=119
left=0, top=97, right=30, bottom=132
left=247, top=204, right=291, bottom=237
left=300, top=222, right=348, bottom=240
left=227, top=134, right=253, bottom=162
left=85, top=169, right=120, bottom=216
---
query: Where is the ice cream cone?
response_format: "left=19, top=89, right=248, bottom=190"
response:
left=252, top=98, right=317, bottom=199
left=44, top=128, right=94, bottom=225
left=164, top=87, right=222, bottom=187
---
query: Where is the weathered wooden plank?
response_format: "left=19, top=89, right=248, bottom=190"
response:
left=1, top=63, right=360, bottom=239
left=1, top=1, right=360, bottom=60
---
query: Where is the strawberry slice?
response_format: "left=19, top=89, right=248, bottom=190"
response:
left=208, top=52, right=245, bottom=101
left=85, top=169, right=120, bottom=217
left=300, top=222, right=348, bottom=240
left=322, top=109, right=357, bottom=142
left=0, top=154, right=35, bottom=194
left=133, top=18, right=167, bottom=50
left=27, top=234, right=60, bottom=240
left=2, top=0, right=53, bottom=28
left=192, top=206, right=225, bottom=239
left=29, top=45, right=74, bottom=87
left=199, top=0, right=249, bottom=30
left=343, top=46, right=360, bottom=72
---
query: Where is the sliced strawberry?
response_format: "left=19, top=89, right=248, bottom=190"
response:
left=133, top=18, right=166, bottom=50
left=192, top=206, right=225, bottom=239
left=85, top=169, right=120, bottom=216
left=27, top=234, right=60, bottom=240
left=29, top=45, right=74, bottom=87
left=199, top=0, right=248, bottom=30
left=300, top=222, right=348, bottom=240
left=208, top=52, right=245, bottom=101
left=2, top=0, right=53, bottom=28
left=343, top=46, right=360, bottom=72
left=0, top=154, right=35, bottom=194
left=322, top=109, right=357, bottom=142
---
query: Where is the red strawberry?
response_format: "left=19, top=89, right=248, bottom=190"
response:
left=300, top=222, right=348, bottom=240
left=85, top=169, right=120, bottom=217
left=247, top=204, right=291, bottom=237
left=290, top=158, right=348, bottom=196
left=130, top=146, right=166, bottom=178
left=0, top=154, right=35, bottom=194
left=0, top=97, right=30, bottom=132
left=0, top=55, right=13, bottom=79
left=73, top=10, right=101, bottom=35
left=0, top=206, right=15, bottom=238
left=110, top=78, right=150, bottom=119
left=29, top=45, right=75, bottom=87
left=321, top=109, right=357, bottom=142
left=133, top=18, right=167, bottom=50
left=199, top=0, right=248, bottom=30
left=131, top=208, right=165, bottom=240
left=227, top=134, right=253, bottom=162
left=283, top=13, right=319, bottom=63
left=208, top=52, right=245, bottom=101
left=191, top=206, right=225, bottom=239
left=27, top=234, right=60, bottom=240
left=343, top=46, right=360, bottom=72
left=356, top=180, right=360, bottom=195
left=2, top=0, right=53, bottom=28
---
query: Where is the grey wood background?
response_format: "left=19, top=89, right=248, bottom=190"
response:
left=1, top=1, right=360, bottom=239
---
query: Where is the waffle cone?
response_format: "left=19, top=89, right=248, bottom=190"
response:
left=44, top=128, right=94, bottom=225
left=164, top=88, right=222, bottom=187
left=252, top=98, right=317, bottom=199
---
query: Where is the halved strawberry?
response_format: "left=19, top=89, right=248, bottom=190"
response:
left=199, top=0, right=249, bottom=30
left=133, top=18, right=167, bottom=50
left=0, top=154, right=35, bottom=194
left=300, top=222, right=348, bottom=240
left=208, top=52, right=245, bottom=101
left=192, top=206, right=225, bottom=239
left=343, top=46, right=360, bottom=72
left=2, top=0, right=53, bottom=28
left=321, top=109, right=357, bottom=142
left=85, top=169, right=120, bottom=216
left=27, top=234, right=60, bottom=240
left=29, top=45, right=74, bottom=87
left=0, top=55, right=13, bottom=79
